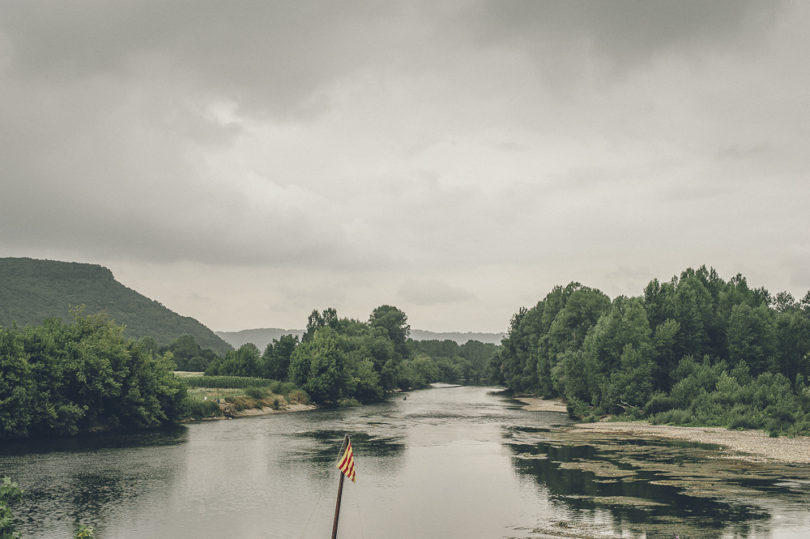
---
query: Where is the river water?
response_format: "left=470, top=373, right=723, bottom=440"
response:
left=2, top=385, right=809, bottom=538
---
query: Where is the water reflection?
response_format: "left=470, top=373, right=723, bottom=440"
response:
left=290, top=429, right=406, bottom=464
left=5, top=428, right=185, bottom=537
left=2, top=387, right=809, bottom=538
left=0, top=426, right=187, bottom=456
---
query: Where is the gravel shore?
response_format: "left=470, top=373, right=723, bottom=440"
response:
left=573, top=421, right=810, bottom=464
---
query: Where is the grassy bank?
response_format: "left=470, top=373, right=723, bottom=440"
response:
left=177, top=373, right=312, bottom=420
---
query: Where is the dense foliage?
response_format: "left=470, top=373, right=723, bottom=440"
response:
left=0, top=257, right=232, bottom=355
left=156, top=334, right=221, bottom=372
left=493, top=267, right=810, bottom=435
left=204, top=305, right=499, bottom=406
left=407, top=338, right=499, bottom=384
left=0, top=314, right=187, bottom=440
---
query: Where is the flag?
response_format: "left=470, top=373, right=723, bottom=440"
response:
left=336, top=439, right=357, bottom=482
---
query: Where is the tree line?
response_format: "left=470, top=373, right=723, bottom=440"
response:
left=0, top=304, right=498, bottom=439
left=0, top=313, right=186, bottom=440
left=492, top=266, right=810, bottom=435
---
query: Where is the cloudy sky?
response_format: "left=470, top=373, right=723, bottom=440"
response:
left=1, top=1, right=808, bottom=333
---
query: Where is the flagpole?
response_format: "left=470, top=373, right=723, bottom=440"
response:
left=331, top=435, right=350, bottom=539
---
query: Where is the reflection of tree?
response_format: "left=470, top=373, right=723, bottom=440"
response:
left=506, top=427, right=771, bottom=535
left=5, top=428, right=186, bottom=537
left=290, top=429, right=405, bottom=466
left=0, top=426, right=188, bottom=457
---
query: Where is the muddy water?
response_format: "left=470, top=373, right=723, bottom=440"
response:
left=1, top=385, right=809, bottom=537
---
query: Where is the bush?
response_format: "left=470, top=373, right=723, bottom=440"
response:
left=644, top=393, right=677, bottom=415
left=183, top=399, right=221, bottom=419
left=338, top=398, right=361, bottom=407
left=1, top=476, right=23, bottom=538
left=286, top=389, right=309, bottom=405
left=727, top=410, right=763, bottom=431
left=245, top=386, right=268, bottom=400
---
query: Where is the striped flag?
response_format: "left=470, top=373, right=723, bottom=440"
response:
left=336, top=439, right=357, bottom=482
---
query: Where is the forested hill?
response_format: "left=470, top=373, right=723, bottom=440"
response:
left=0, top=257, right=232, bottom=355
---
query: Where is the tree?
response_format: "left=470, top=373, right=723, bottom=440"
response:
left=369, top=305, right=410, bottom=359
left=262, top=334, right=299, bottom=380
left=727, top=304, right=776, bottom=375
left=581, top=297, right=653, bottom=411
left=290, top=328, right=347, bottom=405
left=0, top=327, right=33, bottom=438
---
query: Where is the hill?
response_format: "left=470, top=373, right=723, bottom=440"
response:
left=0, top=257, right=232, bottom=355
left=216, top=328, right=305, bottom=350
left=409, top=329, right=505, bottom=345
left=216, top=327, right=504, bottom=350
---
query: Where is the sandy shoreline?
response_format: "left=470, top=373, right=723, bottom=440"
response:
left=515, top=397, right=569, bottom=413
left=195, top=402, right=318, bottom=421
left=515, top=395, right=810, bottom=464
left=233, top=402, right=318, bottom=416
left=572, top=421, right=810, bottom=464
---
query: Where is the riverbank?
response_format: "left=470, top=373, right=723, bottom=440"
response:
left=515, top=396, right=568, bottom=413
left=572, top=421, right=810, bottom=464
left=226, top=402, right=317, bottom=418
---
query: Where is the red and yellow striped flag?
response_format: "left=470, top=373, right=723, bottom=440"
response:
left=336, top=439, right=357, bottom=482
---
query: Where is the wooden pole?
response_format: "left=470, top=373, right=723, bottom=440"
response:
left=331, top=435, right=349, bottom=539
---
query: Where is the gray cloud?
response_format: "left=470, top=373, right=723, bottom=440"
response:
left=398, top=279, right=476, bottom=306
left=1, top=1, right=808, bottom=331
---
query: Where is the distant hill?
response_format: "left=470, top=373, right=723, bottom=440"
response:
left=216, top=327, right=504, bottom=350
left=216, top=328, right=305, bottom=350
left=409, top=329, right=505, bottom=345
left=0, top=257, right=232, bottom=355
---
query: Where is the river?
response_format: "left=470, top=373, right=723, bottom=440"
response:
left=2, top=385, right=809, bottom=538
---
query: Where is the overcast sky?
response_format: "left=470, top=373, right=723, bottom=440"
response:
left=1, top=1, right=808, bottom=333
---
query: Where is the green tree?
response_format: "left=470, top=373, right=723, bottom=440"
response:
left=261, top=334, right=299, bottom=380
left=0, top=327, right=33, bottom=438
left=727, top=304, right=776, bottom=375
left=369, top=305, right=410, bottom=359
left=290, top=328, right=347, bottom=405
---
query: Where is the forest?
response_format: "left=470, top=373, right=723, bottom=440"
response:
left=492, top=266, right=810, bottom=435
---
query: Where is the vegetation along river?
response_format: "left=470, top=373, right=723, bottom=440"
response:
left=3, top=385, right=810, bottom=538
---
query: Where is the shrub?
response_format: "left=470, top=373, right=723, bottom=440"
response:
left=338, top=398, right=361, bottom=407
left=286, top=389, right=309, bottom=405
left=184, top=399, right=221, bottom=419
left=644, top=393, right=676, bottom=415
left=245, top=386, right=268, bottom=400
left=1, top=476, right=23, bottom=538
